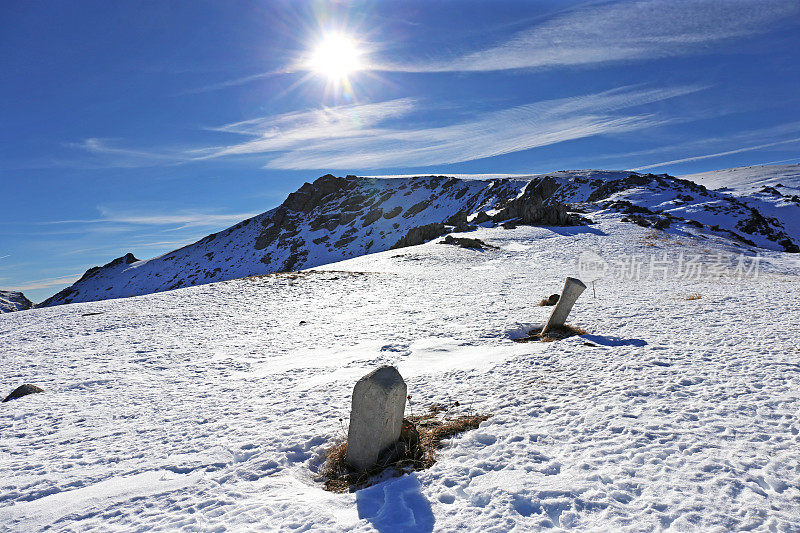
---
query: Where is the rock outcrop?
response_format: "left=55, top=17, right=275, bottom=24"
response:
left=2, top=384, right=44, bottom=402
left=0, top=291, right=33, bottom=313
left=391, top=223, right=448, bottom=249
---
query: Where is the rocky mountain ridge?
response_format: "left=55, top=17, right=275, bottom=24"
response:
left=35, top=167, right=800, bottom=308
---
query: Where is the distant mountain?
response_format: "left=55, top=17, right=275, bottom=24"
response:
left=38, top=167, right=800, bottom=308
left=0, top=290, right=33, bottom=313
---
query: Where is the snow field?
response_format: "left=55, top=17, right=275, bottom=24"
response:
left=1, top=217, right=799, bottom=531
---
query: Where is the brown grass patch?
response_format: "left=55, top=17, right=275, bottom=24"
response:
left=320, top=409, right=490, bottom=493
left=514, top=324, right=588, bottom=342
left=684, top=293, right=702, bottom=300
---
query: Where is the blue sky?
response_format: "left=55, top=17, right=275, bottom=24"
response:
left=2, top=0, right=799, bottom=302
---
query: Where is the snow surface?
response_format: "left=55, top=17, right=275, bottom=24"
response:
left=3, top=213, right=800, bottom=531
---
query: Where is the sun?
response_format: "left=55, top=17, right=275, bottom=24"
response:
left=307, top=32, right=363, bottom=82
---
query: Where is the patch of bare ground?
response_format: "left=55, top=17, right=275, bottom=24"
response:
left=514, top=324, right=588, bottom=342
left=320, top=405, right=490, bottom=493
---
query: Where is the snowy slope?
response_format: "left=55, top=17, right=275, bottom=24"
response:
left=39, top=166, right=800, bottom=308
left=2, top=214, right=799, bottom=531
left=38, top=175, right=533, bottom=307
left=682, top=165, right=800, bottom=253
left=682, top=164, right=800, bottom=197
left=0, top=291, right=32, bottom=313
left=548, top=170, right=800, bottom=252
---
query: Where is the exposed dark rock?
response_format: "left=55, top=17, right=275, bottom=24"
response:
left=339, top=212, right=358, bottom=226
left=281, top=250, right=309, bottom=272
left=439, top=235, right=497, bottom=250
left=491, top=177, right=576, bottom=226
left=255, top=207, right=291, bottom=250
left=444, top=211, right=467, bottom=227
left=334, top=234, right=359, bottom=248
left=309, top=213, right=341, bottom=232
left=340, top=194, right=369, bottom=212
left=403, top=200, right=432, bottom=218
left=443, top=211, right=475, bottom=231
left=474, top=211, right=492, bottom=224
left=779, top=238, right=800, bottom=253
left=605, top=200, right=655, bottom=215
left=454, top=187, right=469, bottom=199
left=383, top=206, right=403, bottom=219
left=653, top=218, right=671, bottom=230
left=391, top=223, right=448, bottom=249
left=281, top=174, right=355, bottom=213
left=586, top=174, right=653, bottom=203
left=361, top=208, right=384, bottom=227
left=759, top=186, right=783, bottom=196
left=3, top=384, right=44, bottom=403
left=621, top=215, right=652, bottom=227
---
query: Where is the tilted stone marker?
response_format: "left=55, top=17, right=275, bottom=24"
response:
left=541, top=277, right=587, bottom=334
left=346, top=366, right=407, bottom=472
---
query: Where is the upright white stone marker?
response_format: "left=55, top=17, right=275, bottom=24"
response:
left=346, top=366, right=407, bottom=472
left=541, top=277, right=587, bottom=334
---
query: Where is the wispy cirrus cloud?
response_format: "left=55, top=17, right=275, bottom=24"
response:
left=374, top=0, right=800, bottom=73
left=631, top=137, right=800, bottom=171
left=34, top=208, right=259, bottom=230
left=203, top=84, right=706, bottom=169
left=8, top=274, right=82, bottom=292
left=208, top=97, right=417, bottom=148
left=69, top=138, right=209, bottom=168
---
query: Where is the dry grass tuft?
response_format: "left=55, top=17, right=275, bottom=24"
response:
left=320, top=408, right=490, bottom=493
left=514, top=324, right=588, bottom=343
left=684, top=293, right=702, bottom=300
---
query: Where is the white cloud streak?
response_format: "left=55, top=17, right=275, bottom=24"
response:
left=204, top=85, right=705, bottom=169
left=70, top=138, right=203, bottom=168
left=9, top=274, right=82, bottom=291
left=631, top=137, right=800, bottom=171
left=374, top=0, right=799, bottom=73
left=38, top=209, right=258, bottom=228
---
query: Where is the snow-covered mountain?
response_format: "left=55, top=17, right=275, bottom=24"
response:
left=38, top=174, right=571, bottom=307
left=39, top=167, right=800, bottom=307
left=0, top=291, right=32, bottom=313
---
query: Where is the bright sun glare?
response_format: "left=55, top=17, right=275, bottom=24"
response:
left=307, top=32, right=363, bottom=82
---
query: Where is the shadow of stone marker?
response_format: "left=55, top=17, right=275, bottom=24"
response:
left=541, top=277, right=587, bottom=335
left=347, top=366, right=407, bottom=472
